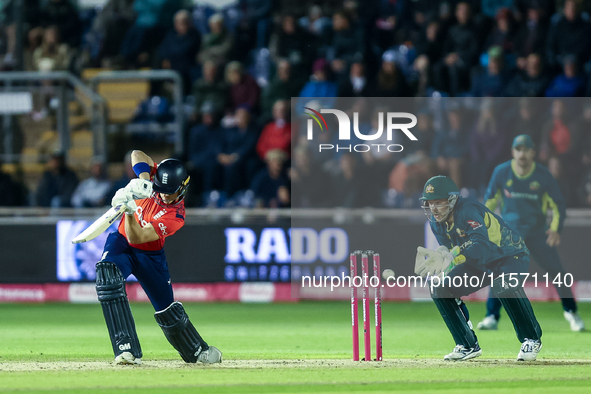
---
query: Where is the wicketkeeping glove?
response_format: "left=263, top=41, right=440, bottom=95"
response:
left=414, top=246, right=457, bottom=278
left=125, top=179, right=153, bottom=199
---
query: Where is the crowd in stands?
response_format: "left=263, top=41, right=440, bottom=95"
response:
left=2, top=0, right=591, bottom=209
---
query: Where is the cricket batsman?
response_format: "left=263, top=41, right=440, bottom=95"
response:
left=95, top=150, right=222, bottom=365
left=415, top=175, right=542, bottom=361
left=478, top=134, right=584, bottom=332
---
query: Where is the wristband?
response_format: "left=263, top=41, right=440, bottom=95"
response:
left=133, top=162, right=151, bottom=177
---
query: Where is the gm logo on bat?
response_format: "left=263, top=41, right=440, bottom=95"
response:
left=304, top=107, right=417, bottom=153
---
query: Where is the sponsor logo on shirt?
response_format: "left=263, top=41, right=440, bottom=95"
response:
left=158, top=222, right=168, bottom=235
left=467, top=220, right=482, bottom=230
left=503, top=189, right=538, bottom=200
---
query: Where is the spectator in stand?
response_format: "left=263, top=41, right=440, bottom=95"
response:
left=539, top=99, right=579, bottom=169
left=296, top=58, right=338, bottom=113
left=23, top=27, right=44, bottom=71
left=32, top=26, right=71, bottom=72
left=298, top=5, right=331, bottom=42
left=513, top=0, right=555, bottom=24
left=328, top=10, right=364, bottom=75
left=268, top=14, right=312, bottom=72
left=0, top=162, right=28, bottom=206
left=508, top=98, right=544, bottom=147
left=505, top=52, right=550, bottom=97
left=432, top=2, right=479, bottom=95
left=431, top=104, right=469, bottom=188
left=197, top=13, right=233, bottom=66
left=514, top=5, right=548, bottom=70
left=413, top=20, right=444, bottom=96
left=187, top=102, right=223, bottom=193
left=71, top=158, right=112, bottom=208
left=374, top=50, right=411, bottom=97
left=289, top=145, right=329, bottom=208
left=484, top=8, right=517, bottom=55
left=192, top=61, right=228, bottom=122
left=119, top=0, right=183, bottom=67
left=87, top=0, right=136, bottom=67
left=544, top=55, right=586, bottom=97
left=468, top=99, right=509, bottom=193
left=261, top=59, right=304, bottom=122
left=256, top=100, right=291, bottom=161
left=157, top=10, right=201, bottom=95
left=225, top=61, right=261, bottom=113
left=36, top=152, right=79, bottom=207
left=217, top=106, right=259, bottom=197
left=546, top=0, right=591, bottom=72
left=37, top=0, right=81, bottom=47
left=338, top=61, right=372, bottom=97
left=470, top=46, right=511, bottom=97
left=1, top=0, right=41, bottom=70
left=251, top=149, right=290, bottom=208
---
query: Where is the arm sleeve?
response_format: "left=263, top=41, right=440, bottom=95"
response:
left=543, top=170, right=566, bottom=233
left=484, top=165, right=503, bottom=212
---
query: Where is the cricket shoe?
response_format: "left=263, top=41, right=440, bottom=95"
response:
left=114, top=351, right=142, bottom=365
left=476, top=315, right=498, bottom=330
left=444, top=343, right=482, bottom=361
left=197, top=346, right=222, bottom=364
left=517, top=339, right=542, bottom=361
left=564, top=310, right=585, bottom=332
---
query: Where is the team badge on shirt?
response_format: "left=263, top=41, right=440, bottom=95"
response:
left=529, top=181, right=540, bottom=190
left=456, top=228, right=466, bottom=237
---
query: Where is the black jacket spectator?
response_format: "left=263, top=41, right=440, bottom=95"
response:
left=514, top=7, right=548, bottom=61
left=36, top=153, right=79, bottom=207
left=192, top=61, right=228, bottom=121
left=268, top=15, right=312, bottom=69
left=261, top=60, right=304, bottom=121
left=158, top=10, right=201, bottom=94
left=545, top=1, right=591, bottom=71
left=504, top=53, right=550, bottom=97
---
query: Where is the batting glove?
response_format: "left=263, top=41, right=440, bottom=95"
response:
left=125, top=179, right=153, bottom=199
left=111, top=188, right=134, bottom=208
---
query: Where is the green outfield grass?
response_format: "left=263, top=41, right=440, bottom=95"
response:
left=1, top=301, right=590, bottom=393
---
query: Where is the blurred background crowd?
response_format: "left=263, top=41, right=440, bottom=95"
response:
left=1, top=0, right=591, bottom=209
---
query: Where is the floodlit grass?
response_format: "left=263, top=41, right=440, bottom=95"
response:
left=1, top=301, right=590, bottom=393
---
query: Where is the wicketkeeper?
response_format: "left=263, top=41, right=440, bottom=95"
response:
left=95, top=150, right=222, bottom=365
left=415, top=175, right=542, bottom=361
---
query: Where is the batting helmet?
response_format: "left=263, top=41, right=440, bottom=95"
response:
left=153, top=159, right=190, bottom=203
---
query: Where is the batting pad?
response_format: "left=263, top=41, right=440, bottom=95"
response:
left=431, top=286, right=478, bottom=349
left=96, top=261, right=143, bottom=359
left=154, top=301, right=207, bottom=363
left=492, top=277, right=542, bottom=342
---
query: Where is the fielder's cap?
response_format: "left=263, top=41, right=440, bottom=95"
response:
left=512, top=134, right=534, bottom=149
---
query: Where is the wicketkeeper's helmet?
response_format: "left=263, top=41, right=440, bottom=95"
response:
left=419, top=175, right=460, bottom=222
left=153, top=159, right=190, bottom=204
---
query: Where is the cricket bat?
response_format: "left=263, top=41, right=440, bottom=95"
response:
left=71, top=204, right=127, bottom=244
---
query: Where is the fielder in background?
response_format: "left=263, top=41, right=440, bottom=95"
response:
left=478, top=134, right=585, bottom=332
left=95, top=150, right=222, bottom=365
left=415, top=175, right=542, bottom=361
